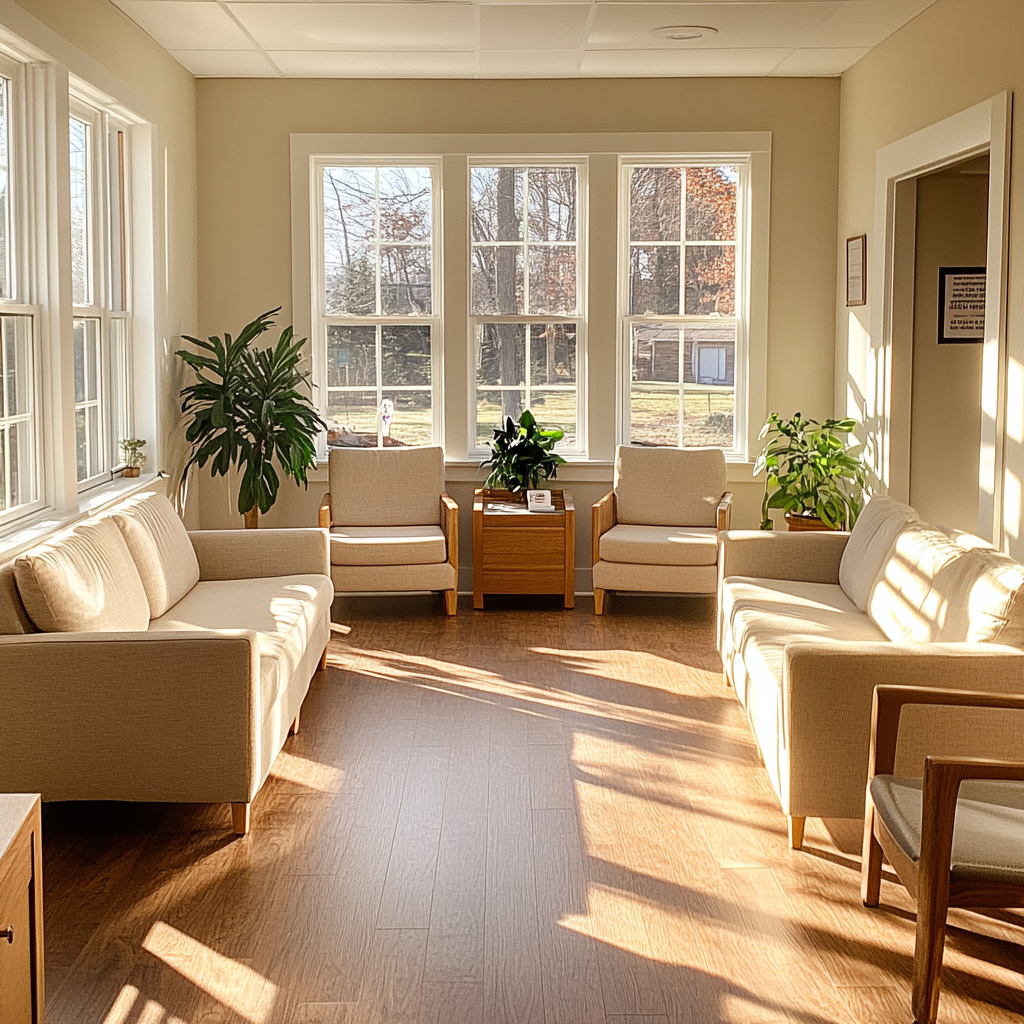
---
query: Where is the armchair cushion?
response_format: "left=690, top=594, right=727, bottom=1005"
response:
left=110, top=492, right=200, bottom=617
left=839, top=494, right=919, bottom=611
left=14, top=517, right=150, bottom=633
left=329, top=525, right=446, bottom=567
left=870, top=774, right=1024, bottom=885
left=614, top=445, right=726, bottom=528
left=328, top=446, right=444, bottom=527
left=599, top=524, right=718, bottom=567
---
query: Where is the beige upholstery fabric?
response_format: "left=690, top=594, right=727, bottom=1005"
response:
left=599, top=524, right=718, bottom=567
left=330, top=525, right=446, bottom=567
left=592, top=561, right=717, bottom=594
left=110, top=492, right=200, bottom=618
left=614, top=445, right=726, bottom=527
left=929, top=546, right=1024, bottom=646
left=329, top=446, right=444, bottom=527
left=871, top=775, right=1024, bottom=886
left=14, top=517, right=150, bottom=633
left=840, top=495, right=919, bottom=610
left=331, top=561, right=455, bottom=593
left=0, top=564, right=36, bottom=635
left=189, top=528, right=329, bottom=580
left=718, top=530, right=849, bottom=587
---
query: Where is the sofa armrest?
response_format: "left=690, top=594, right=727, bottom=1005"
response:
left=783, top=640, right=1024, bottom=818
left=592, top=490, right=616, bottom=565
left=0, top=631, right=260, bottom=802
left=318, top=492, right=332, bottom=530
left=717, top=492, right=733, bottom=532
left=719, top=529, right=850, bottom=586
left=189, top=528, right=330, bottom=580
left=441, top=494, right=459, bottom=573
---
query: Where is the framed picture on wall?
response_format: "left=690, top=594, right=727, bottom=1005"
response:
left=846, top=235, right=866, bottom=306
left=938, top=266, right=986, bottom=343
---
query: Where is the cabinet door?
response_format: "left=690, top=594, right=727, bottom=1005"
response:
left=0, top=840, right=33, bottom=1024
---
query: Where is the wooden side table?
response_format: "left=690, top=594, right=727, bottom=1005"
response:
left=0, top=793, right=44, bottom=1024
left=473, top=488, right=575, bottom=609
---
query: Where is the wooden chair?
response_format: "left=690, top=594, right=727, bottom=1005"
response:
left=861, top=684, right=1024, bottom=1024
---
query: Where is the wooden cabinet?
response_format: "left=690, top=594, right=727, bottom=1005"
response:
left=473, top=488, right=575, bottom=609
left=0, top=795, right=44, bottom=1024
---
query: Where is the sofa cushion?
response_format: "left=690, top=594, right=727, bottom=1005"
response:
left=599, top=524, right=718, bottom=566
left=614, top=445, right=725, bottom=528
left=14, top=517, right=150, bottom=632
left=929, top=546, right=1024, bottom=646
left=839, top=494, right=919, bottom=611
left=148, top=574, right=334, bottom=714
left=110, top=492, right=200, bottom=617
left=330, top=525, right=446, bottom=566
left=329, top=446, right=443, bottom=527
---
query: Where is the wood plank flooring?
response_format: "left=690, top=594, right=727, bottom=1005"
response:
left=41, top=594, right=1024, bottom=1024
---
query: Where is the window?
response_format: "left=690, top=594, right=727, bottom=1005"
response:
left=71, top=102, right=132, bottom=488
left=471, top=163, right=583, bottom=453
left=320, top=163, right=438, bottom=447
left=623, top=162, right=743, bottom=451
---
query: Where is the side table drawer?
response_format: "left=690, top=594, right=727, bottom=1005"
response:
left=0, top=832, right=34, bottom=1024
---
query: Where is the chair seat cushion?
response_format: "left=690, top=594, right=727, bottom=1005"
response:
left=599, top=524, right=718, bottom=566
left=870, top=774, right=1024, bottom=886
left=330, top=525, right=446, bottom=566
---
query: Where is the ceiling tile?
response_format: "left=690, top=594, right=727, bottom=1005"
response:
left=170, top=49, right=280, bottom=77
left=111, top=1, right=253, bottom=51
left=477, top=49, right=580, bottom=77
left=770, top=46, right=870, bottom=76
left=580, top=47, right=791, bottom=77
left=229, top=3, right=476, bottom=51
left=268, top=49, right=479, bottom=76
left=804, top=1, right=937, bottom=48
left=480, top=6, right=590, bottom=51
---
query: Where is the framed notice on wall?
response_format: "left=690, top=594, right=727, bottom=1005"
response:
left=846, top=235, right=866, bottom=306
left=938, top=266, right=986, bottom=343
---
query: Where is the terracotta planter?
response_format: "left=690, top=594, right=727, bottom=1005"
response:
left=785, top=511, right=831, bottom=532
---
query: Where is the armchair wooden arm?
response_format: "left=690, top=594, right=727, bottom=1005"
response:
left=440, top=494, right=459, bottom=616
left=717, top=492, right=733, bottom=531
left=592, top=491, right=616, bottom=615
left=318, top=492, right=332, bottom=530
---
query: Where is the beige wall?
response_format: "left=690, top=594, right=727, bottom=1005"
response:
left=910, top=170, right=988, bottom=530
left=194, top=76, right=841, bottom=573
left=837, top=0, right=1024, bottom=550
left=12, top=0, right=197, bottom=504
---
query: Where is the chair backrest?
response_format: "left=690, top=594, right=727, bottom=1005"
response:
left=614, top=445, right=726, bottom=527
left=329, top=445, right=445, bottom=527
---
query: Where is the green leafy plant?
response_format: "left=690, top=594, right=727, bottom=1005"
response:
left=177, top=308, right=326, bottom=527
left=119, top=438, right=147, bottom=469
left=480, top=409, right=566, bottom=492
left=754, top=412, right=866, bottom=530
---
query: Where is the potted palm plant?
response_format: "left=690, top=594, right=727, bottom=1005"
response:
left=754, top=412, right=865, bottom=531
left=177, top=308, right=326, bottom=528
left=480, top=409, right=566, bottom=493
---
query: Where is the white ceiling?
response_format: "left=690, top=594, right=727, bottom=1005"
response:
left=110, top=0, right=938, bottom=79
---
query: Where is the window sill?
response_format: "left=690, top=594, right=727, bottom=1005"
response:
left=0, top=472, right=163, bottom=564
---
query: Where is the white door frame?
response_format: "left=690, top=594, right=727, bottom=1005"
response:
left=871, top=92, right=1012, bottom=544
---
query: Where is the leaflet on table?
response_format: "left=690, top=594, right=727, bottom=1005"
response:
left=526, top=489, right=556, bottom=512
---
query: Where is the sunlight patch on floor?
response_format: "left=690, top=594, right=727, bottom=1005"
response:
left=269, top=750, right=344, bottom=792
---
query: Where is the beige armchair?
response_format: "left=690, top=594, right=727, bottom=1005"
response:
left=319, top=445, right=458, bottom=615
left=592, top=445, right=732, bottom=614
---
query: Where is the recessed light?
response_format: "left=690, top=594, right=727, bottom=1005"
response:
left=651, top=25, right=719, bottom=42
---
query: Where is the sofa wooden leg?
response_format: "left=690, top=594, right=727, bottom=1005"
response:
left=444, top=589, right=458, bottom=616
left=289, top=709, right=300, bottom=736
left=319, top=645, right=329, bottom=671
left=788, top=815, right=806, bottom=851
left=232, top=802, right=251, bottom=836
left=594, top=587, right=606, bottom=615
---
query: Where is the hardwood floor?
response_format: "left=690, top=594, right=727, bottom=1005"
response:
left=42, top=595, right=1024, bottom=1024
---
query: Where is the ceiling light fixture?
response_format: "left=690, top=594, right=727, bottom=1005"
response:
left=651, top=25, right=719, bottom=42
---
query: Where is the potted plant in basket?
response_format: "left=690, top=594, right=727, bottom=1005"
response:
left=480, top=409, right=566, bottom=494
left=177, top=308, right=326, bottom=528
left=754, top=412, right=865, bottom=531
left=119, top=438, right=147, bottom=478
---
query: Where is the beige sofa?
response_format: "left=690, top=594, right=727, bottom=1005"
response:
left=0, top=492, right=333, bottom=834
left=718, top=496, right=1024, bottom=849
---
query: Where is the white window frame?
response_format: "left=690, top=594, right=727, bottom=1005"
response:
left=468, top=157, right=588, bottom=459
left=313, top=155, right=442, bottom=450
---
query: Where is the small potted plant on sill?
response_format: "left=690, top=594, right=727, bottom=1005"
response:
left=480, top=409, right=566, bottom=496
left=754, top=411, right=865, bottom=531
left=119, top=438, right=147, bottom=478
